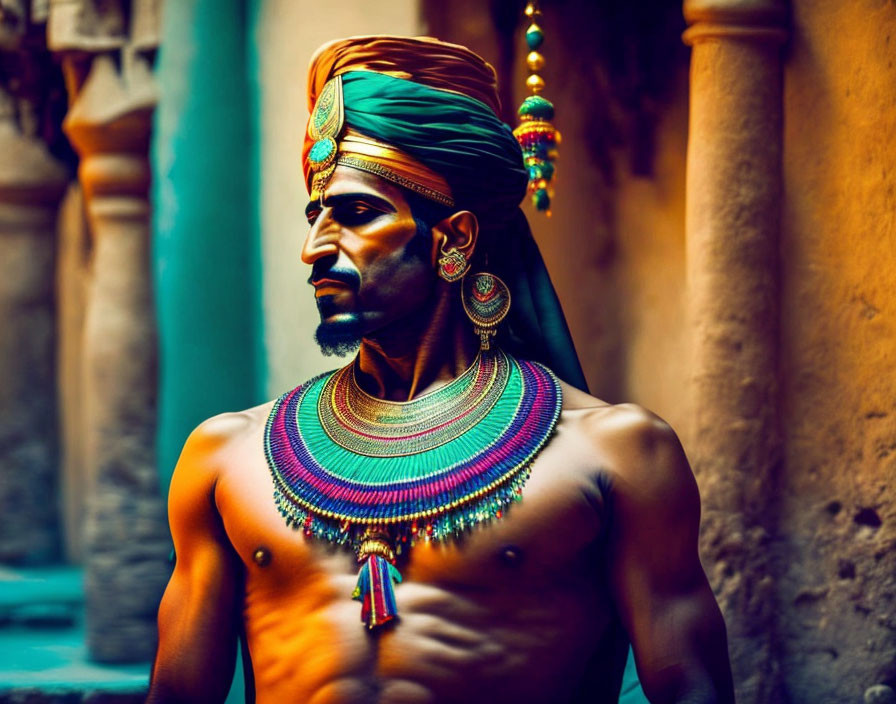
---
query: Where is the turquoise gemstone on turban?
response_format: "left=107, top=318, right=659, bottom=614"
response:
left=309, top=137, right=336, bottom=166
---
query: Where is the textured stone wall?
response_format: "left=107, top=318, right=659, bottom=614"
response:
left=776, top=0, right=896, bottom=699
left=611, top=81, right=690, bottom=435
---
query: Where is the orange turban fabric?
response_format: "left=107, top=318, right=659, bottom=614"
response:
left=306, top=35, right=502, bottom=116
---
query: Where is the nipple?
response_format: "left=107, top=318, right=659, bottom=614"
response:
left=501, top=545, right=523, bottom=566
left=253, top=547, right=272, bottom=567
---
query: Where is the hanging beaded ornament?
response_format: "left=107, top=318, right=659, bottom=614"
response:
left=265, top=349, right=562, bottom=629
left=512, top=1, right=560, bottom=214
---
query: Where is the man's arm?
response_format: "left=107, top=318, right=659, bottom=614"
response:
left=599, top=405, right=734, bottom=704
left=147, top=417, right=243, bottom=703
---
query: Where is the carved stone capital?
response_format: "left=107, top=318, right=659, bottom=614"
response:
left=683, top=0, right=788, bottom=45
left=63, top=53, right=156, bottom=148
left=62, top=53, right=155, bottom=202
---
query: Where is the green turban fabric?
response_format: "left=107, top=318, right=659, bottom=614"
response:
left=338, top=70, right=528, bottom=223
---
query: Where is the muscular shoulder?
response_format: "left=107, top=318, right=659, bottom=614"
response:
left=168, top=403, right=273, bottom=514
left=181, top=403, right=272, bottom=469
left=559, top=382, right=698, bottom=517
left=166, top=402, right=275, bottom=556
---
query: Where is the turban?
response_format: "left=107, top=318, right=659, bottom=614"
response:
left=303, top=36, right=587, bottom=391
left=303, top=36, right=527, bottom=221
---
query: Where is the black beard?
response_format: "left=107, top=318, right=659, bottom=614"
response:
left=314, top=310, right=362, bottom=357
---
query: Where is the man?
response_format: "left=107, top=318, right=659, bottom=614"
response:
left=149, top=36, right=734, bottom=703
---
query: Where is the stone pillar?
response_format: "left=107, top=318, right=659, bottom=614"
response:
left=61, top=45, right=169, bottom=662
left=57, top=182, right=90, bottom=562
left=682, top=2, right=788, bottom=702
left=0, top=85, right=68, bottom=563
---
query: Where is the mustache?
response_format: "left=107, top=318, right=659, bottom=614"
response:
left=308, top=262, right=361, bottom=291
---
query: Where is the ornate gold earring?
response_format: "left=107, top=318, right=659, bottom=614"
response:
left=437, top=237, right=469, bottom=282
left=462, top=273, right=511, bottom=351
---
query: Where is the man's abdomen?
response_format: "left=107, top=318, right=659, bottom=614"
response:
left=242, top=571, right=611, bottom=704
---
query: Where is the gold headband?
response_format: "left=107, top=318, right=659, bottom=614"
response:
left=336, top=131, right=454, bottom=207
left=305, top=77, right=455, bottom=207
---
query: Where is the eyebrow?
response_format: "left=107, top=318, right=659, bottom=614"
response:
left=304, top=192, right=397, bottom=218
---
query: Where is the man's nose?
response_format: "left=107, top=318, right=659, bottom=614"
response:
left=301, top=210, right=340, bottom=265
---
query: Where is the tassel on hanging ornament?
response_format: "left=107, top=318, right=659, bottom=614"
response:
left=351, top=526, right=402, bottom=629
left=513, top=1, right=560, bottom=216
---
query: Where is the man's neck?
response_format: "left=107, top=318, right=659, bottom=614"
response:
left=354, top=289, right=480, bottom=401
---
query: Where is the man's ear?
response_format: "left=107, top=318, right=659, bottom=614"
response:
left=430, top=211, right=479, bottom=266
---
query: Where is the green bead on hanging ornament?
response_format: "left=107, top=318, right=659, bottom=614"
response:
left=517, top=95, right=555, bottom=121
left=525, top=23, right=544, bottom=50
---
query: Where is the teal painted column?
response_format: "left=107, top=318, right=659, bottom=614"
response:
left=152, top=0, right=265, bottom=497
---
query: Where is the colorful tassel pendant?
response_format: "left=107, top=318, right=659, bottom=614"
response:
left=351, top=527, right=402, bottom=629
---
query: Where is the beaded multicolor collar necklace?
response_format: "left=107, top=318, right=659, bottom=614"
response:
left=264, top=348, right=562, bottom=629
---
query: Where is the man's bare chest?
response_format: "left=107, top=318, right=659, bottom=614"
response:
left=214, top=421, right=609, bottom=598
left=211, top=421, right=623, bottom=702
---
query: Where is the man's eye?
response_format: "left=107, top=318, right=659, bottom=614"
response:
left=335, top=203, right=380, bottom=226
